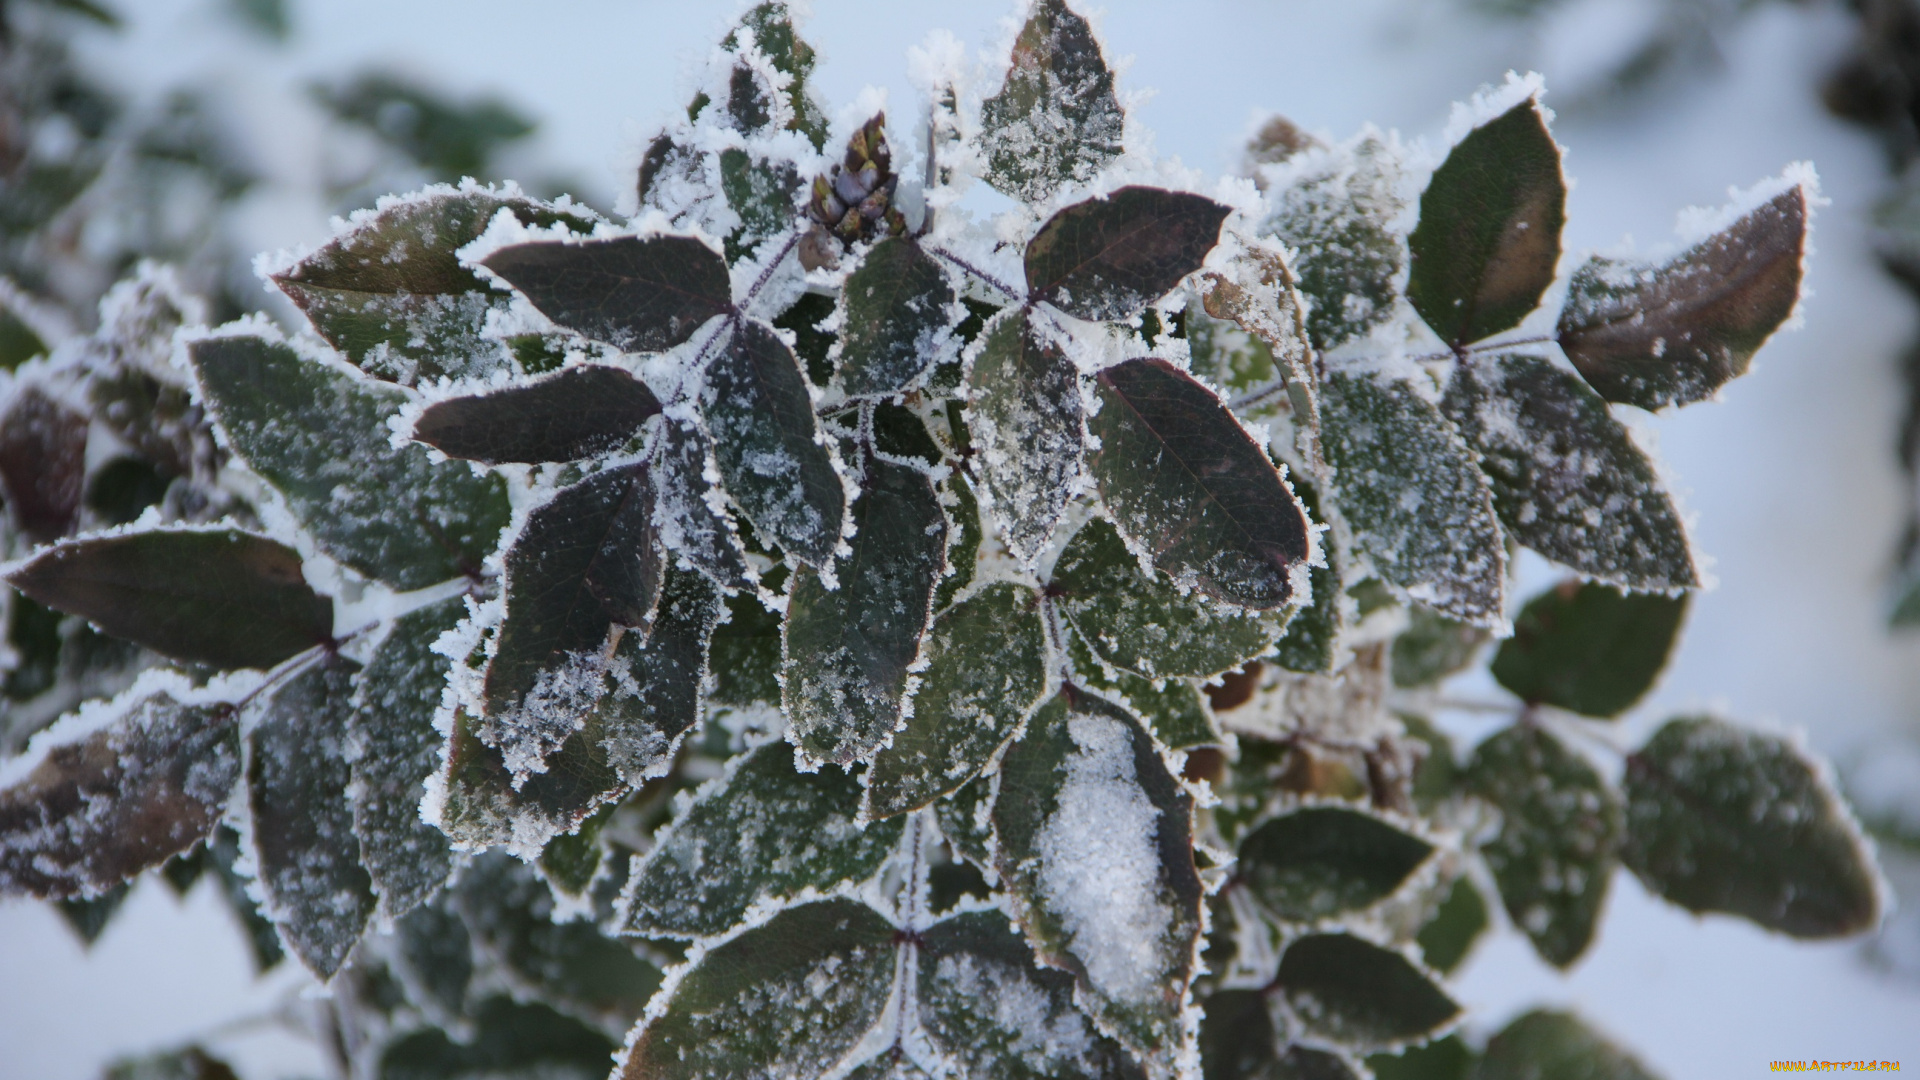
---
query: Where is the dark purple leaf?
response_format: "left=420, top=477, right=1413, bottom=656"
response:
left=484, top=235, right=733, bottom=353
left=1025, top=186, right=1232, bottom=322
left=413, top=364, right=660, bottom=464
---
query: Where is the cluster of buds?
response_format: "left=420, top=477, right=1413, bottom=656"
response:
left=798, top=113, right=906, bottom=270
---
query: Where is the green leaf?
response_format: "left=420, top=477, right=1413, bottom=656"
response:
left=350, top=598, right=462, bottom=920
left=205, top=825, right=284, bottom=971
left=1467, top=724, right=1620, bottom=968
left=273, top=191, right=588, bottom=385
left=1264, top=135, right=1406, bottom=351
left=1069, top=630, right=1222, bottom=750
left=1026, top=187, right=1232, bottom=323
left=190, top=334, right=511, bottom=590
left=248, top=657, right=375, bottom=979
left=454, top=852, right=660, bottom=1030
left=1407, top=97, right=1565, bottom=347
left=1201, top=990, right=1366, bottom=1080
left=1622, top=715, right=1881, bottom=937
left=1475, top=1010, right=1660, bottom=1080
left=719, top=149, right=799, bottom=262
left=1402, top=714, right=1460, bottom=812
left=621, top=743, right=905, bottom=938
left=933, top=470, right=981, bottom=613
left=1367, top=1037, right=1475, bottom=1080
left=541, top=801, right=613, bottom=900
left=707, top=581, right=784, bottom=707
left=723, top=3, right=829, bottom=146
left=412, top=364, right=659, bottom=465
left=700, top=318, right=847, bottom=569
left=916, top=909, right=1147, bottom=1080
left=654, top=418, right=755, bottom=592
left=0, top=304, right=46, bottom=371
left=1273, top=933, right=1459, bottom=1050
left=964, top=309, right=1084, bottom=564
left=1392, top=605, right=1490, bottom=688
left=1237, top=806, right=1435, bottom=923
left=390, top=899, right=473, bottom=1025
left=1269, top=480, right=1342, bottom=675
left=6, top=529, right=334, bottom=670
left=783, top=455, right=946, bottom=766
left=103, top=1046, right=241, bottom=1080
left=992, top=692, right=1203, bottom=1067
left=1054, top=519, right=1280, bottom=679
left=1089, top=358, right=1312, bottom=611
left=1559, top=186, right=1807, bottom=411
left=838, top=237, right=957, bottom=396
left=1318, top=370, right=1506, bottom=626
left=620, top=898, right=898, bottom=1080
left=484, top=235, right=733, bottom=354
left=978, top=0, right=1124, bottom=203
left=1490, top=582, right=1687, bottom=718
left=935, top=774, right=995, bottom=870
left=593, top=566, right=723, bottom=786
left=1416, top=875, right=1489, bottom=974
left=0, top=690, right=237, bottom=899
left=1443, top=354, right=1697, bottom=590
left=380, top=996, right=617, bottom=1080
left=864, top=582, right=1049, bottom=819
left=0, top=386, right=87, bottom=543
left=437, top=702, right=621, bottom=852
left=54, top=881, right=130, bottom=945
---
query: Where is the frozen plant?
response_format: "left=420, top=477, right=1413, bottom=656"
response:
left=0, top=2, right=1889, bottom=1079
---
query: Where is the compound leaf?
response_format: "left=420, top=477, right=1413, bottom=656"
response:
left=1408, top=98, right=1565, bottom=347
left=1476, top=1010, right=1659, bottom=1080
left=1319, top=370, right=1506, bottom=626
left=978, top=0, right=1124, bottom=203
left=592, top=566, right=723, bottom=786
left=483, top=235, right=732, bottom=353
left=1027, top=188, right=1231, bottom=323
left=1443, top=354, right=1696, bottom=590
left=1490, top=582, right=1687, bottom=719
left=412, top=364, right=660, bottom=465
left=784, top=455, right=946, bottom=766
left=621, top=743, right=905, bottom=939
left=1237, top=806, right=1434, bottom=923
left=190, top=334, right=512, bottom=590
left=964, top=309, right=1084, bottom=564
left=839, top=237, right=957, bottom=396
left=0, top=690, right=238, bottom=899
left=1622, top=715, right=1881, bottom=937
left=6, top=529, right=334, bottom=670
left=1273, top=933, right=1459, bottom=1051
left=248, top=657, right=375, bottom=979
left=992, top=692, right=1202, bottom=1068
left=701, top=318, right=846, bottom=568
left=1467, top=724, right=1620, bottom=969
left=620, top=898, right=898, bottom=1080
left=1089, top=358, right=1310, bottom=611
left=1559, top=186, right=1807, bottom=411
left=864, top=581, right=1049, bottom=819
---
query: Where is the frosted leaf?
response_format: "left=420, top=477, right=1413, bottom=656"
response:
left=190, top=334, right=512, bottom=591
left=1318, top=370, right=1506, bottom=628
left=1467, top=724, right=1620, bottom=969
left=622, top=743, right=904, bottom=938
left=864, top=582, right=1050, bottom=819
left=1490, top=581, right=1687, bottom=719
left=964, top=309, right=1084, bottom=565
left=5, top=529, right=335, bottom=671
left=1065, top=630, right=1221, bottom=751
left=0, top=386, right=87, bottom=542
left=1268, top=480, right=1341, bottom=675
left=721, top=2, right=831, bottom=147
left=1443, top=353, right=1696, bottom=590
left=1477, top=1010, right=1659, bottom=1080
left=1414, top=874, right=1489, bottom=975
left=1407, top=97, right=1565, bottom=347
left=978, top=0, right=1124, bottom=204
left=1089, top=359, right=1310, bottom=611
left=1622, top=715, right=1882, bottom=938
left=1053, top=518, right=1283, bottom=681
left=377, top=996, right=617, bottom=1080
left=1199, top=990, right=1365, bottom=1080
left=719, top=149, right=801, bottom=264
left=247, top=657, right=375, bottom=979
left=412, top=364, right=660, bottom=465
left=388, top=899, right=473, bottom=1026
left=620, top=898, right=898, bottom=1080
left=1261, top=135, right=1406, bottom=352
left=349, top=598, right=461, bottom=920
left=0, top=690, right=237, bottom=899
left=273, top=189, right=594, bottom=385
left=1389, top=605, right=1489, bottom=689
left=453, top=852, right=661, bottom=1032
left=1236, top=806, right=1434, bottom=924
left=437, top=702, right=622, bottom=853
left=992, top=693, right=1202, bottom=1068
left=700, top=318, right=847, bottom=569
left=653, top=417, right=755, bottom=593
left=935, top=774, right=995, bottom=870
left=1025, top=188, right=1232, bottom=323
left=1272, top=933, right=1458, bottom=1051
left=482, top=234, right=732, bottom=355
left=1198, top=244, right=1320, bottom=467
left=933, top=470, right=982, bottom=613
left=916, top=910, right=1147, bottom=1080
left=1558, top=186, right=1808, bottom=411
left=594, top=566, right=723, bottom=786
left=837, top=237, right=959, bottom=397
left=708, top=580, right=785, bottom=708
left=783, top=455, right=946, bottom=766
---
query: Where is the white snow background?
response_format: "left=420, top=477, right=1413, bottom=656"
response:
left=3, top=0, right=1920, bottom=1076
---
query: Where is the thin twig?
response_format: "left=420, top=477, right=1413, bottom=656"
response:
left=1227, top=378, right=1292, bottom=413
left=925, top=245, right=1025, bottom=303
